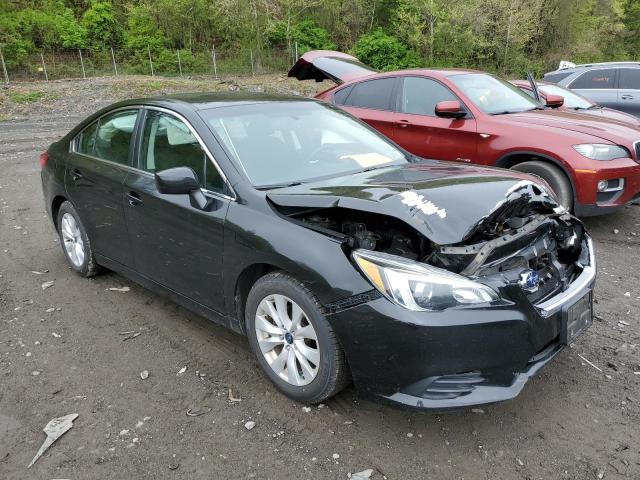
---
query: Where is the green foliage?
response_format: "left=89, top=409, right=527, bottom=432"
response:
left=9, top=90, right=59, bottom=103
left=0, top=0, right=638, bottom=77
left=353, top=29, right=420, bottom=71
left=82, top=1, right=121, bottom=47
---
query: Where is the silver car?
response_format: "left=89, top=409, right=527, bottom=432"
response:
left=543, top=62, right=640, bottom=118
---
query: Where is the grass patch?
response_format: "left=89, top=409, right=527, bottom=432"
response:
left=9, top=91, right=59, bottom=104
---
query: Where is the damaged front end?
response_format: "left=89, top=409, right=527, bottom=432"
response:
left=269, top=174, right=595, bottom=409
left=272, top=180, right=592, bottom=316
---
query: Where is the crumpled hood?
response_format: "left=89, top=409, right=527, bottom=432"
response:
left=504, top=110, right=640, bottom=146
left=267, top=162, right=559, bottom=245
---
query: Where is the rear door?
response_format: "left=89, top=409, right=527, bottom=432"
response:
left=123, top=108, right=230, bottom=313
left=66, top=108, right=140, bottom=266
left=334, top=77, right=400, bottom=140
left=617, top=68, right=640, bottom=117
left=392, top=76, right=477, bottom=162
left=568, top=68, right=618, bottom=108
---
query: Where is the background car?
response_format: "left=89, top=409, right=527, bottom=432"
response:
left=290, top=51, right=640, bottom=216
left=41, top=93, right=594, bottom=410
left=511, top=79, right=640, bottom=126
left=542, top=62, right=640, bottom=117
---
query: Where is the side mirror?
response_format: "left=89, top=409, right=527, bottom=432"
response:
left=545, top=94, right=564, bottom=108
left=435, top=100, right=466, bottom=119
left=155, top=167, right=200, bottom=195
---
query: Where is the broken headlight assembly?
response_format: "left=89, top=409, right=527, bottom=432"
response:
left=572, top=144, right=630, bottom=161
left=352, top=249, right=498, bottom=311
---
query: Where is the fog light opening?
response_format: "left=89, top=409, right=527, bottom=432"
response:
left=597, top=178, right=624, bottom=193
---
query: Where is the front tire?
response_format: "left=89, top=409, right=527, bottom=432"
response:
left=245, top=272, right=350, bottom=404
left=56, top=201, right=99, bottom=277
left=511, top=161, right=574, bottom=211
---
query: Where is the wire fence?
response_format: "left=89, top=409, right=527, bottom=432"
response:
left=0, top=45, right=299, bottom=83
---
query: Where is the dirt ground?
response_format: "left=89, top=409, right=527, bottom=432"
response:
left=1, top=75, right=639, bottom=480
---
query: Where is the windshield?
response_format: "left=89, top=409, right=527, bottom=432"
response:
left=450, top=73, right=540, bottom=114
left=200, top=102, right=406, bottom=188
left=539, top=84, right=594, bottom=109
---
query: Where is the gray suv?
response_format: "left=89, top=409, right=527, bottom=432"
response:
left=543, top=62, right=640, bottom=117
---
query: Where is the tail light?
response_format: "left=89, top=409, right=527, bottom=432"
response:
left=39, top=151, right=49, bottom=168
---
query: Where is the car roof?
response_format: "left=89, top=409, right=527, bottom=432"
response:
left=111, top=92, right=317, bottom=111
left=380, top=68, right=483, bottom=78
left=547, top=62, right=640, bottom=75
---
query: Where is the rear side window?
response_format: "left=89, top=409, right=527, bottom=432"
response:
left=570, top=69, right=616, bottom=89
left=401, top=77, right=458, bottom=116
left=76, top=121, right=98, bottom=155
left=333, top=85, right=354, bottom=105
left=347, top=78, right=396, bottom=110
left=94, top=109, right=139, bottom=165
left=542, top=72, right=573, bottom=84
left=140, top=110, right=224, bottom=192
left=619, top=69, right=640, bottom=89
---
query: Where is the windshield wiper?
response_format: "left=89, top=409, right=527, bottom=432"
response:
left=256, top=181, right=304, bottom=190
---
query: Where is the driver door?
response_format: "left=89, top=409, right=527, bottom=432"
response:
left=123, top=108, right=230, bottom=313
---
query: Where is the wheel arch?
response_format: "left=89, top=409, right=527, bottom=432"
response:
left=51, top=195, right=68, bottom=231
left=495, top=150, right=576, bottom=201
left=232, top=263, right=282, bottom=335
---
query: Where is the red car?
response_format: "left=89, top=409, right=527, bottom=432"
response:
left=510, top=79, right=640, bottom=127
left=290, top=51, right=640, bottom=215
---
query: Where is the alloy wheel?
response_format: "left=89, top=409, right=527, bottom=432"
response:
left=254, top=294, right=320, bottom=386
left=60, top=212, right=85, bottom=268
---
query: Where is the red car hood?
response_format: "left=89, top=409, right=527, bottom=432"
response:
left=505, top=110, right=640, bottom=146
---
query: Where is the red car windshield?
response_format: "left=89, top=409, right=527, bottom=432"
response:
left=450, top=73, right=540, bottom=115
left=539, top=84, right=594, bottom=110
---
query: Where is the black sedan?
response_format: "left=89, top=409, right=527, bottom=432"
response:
left=40, top=93, right=595, bottom=410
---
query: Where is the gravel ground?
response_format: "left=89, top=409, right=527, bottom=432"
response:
left=1, top=76, right=639, bottom=480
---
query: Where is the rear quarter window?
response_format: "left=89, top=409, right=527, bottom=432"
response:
left=333, top=85, right=354, bottom=105
left=75, top=121, right=98, bottom=155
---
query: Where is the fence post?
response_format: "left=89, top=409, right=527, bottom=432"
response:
left=211, top=44, right=218, bottom=79
left=147, top=46, right=154, bottom=76
left=250, top=49, right=254, bottom=76
left=110, top=47, right=118, bottom=76
left=0, top=48, right=9, bottom=84
left=40, top=53, right=49, bottom=81
left=177, top=49, right=183, bottom=77
left=78, top=49, right=86, bottom=79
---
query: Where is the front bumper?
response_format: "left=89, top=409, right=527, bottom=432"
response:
left=573, top=158, right=640, bottom=215
left=327, top=239, right=596, bottom=411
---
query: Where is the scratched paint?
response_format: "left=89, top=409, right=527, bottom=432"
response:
left=398, top=190, right=447, bottom=219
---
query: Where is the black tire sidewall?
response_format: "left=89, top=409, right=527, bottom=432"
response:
left=56, top=201, right=94, bottom=276
left=245, top=274, right=339, bottom=403
left=512, top=162, right=573, bottom=210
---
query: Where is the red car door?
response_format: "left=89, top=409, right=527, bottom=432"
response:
left=392, top=76, right=478, bottom=162
left=334, top=77, right=400, bottom=141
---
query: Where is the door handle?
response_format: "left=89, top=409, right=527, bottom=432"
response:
left=621, top=94, right=634, bottom=100
left=127, top=191, right=143, bottom=206
left=70, top=168, right=83, bottom=181
left=396, top=119, right=410, bottom=128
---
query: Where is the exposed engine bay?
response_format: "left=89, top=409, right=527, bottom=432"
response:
left=278, top=202, right=588, bottom=305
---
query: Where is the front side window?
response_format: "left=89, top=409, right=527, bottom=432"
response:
left=347, top=78, right=397, bottom=110
left=402, top=77, right=459, bottom=116
left=140, top=110, right=224, bottom=192
left=619, top=69, right=640, bottom=90
left=94, top=109, right=138, bottom=165
left=201, top=102, right=407, bottom=188
left=570, top=69, right=616, bottom=89
left=76, top=120, right=98, bottom=155
left=449, top=73, right=540, bottom=115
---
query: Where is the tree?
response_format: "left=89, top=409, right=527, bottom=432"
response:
left=82, top=1, right=122, bottom=48
left=353, top=28, right=420, bottom=70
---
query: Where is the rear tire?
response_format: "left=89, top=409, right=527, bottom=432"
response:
left=245, top=272, right=350, bottom=404
left=56, top=201, right=99, bottom=277
left=511, top=161, right=573, bottom=211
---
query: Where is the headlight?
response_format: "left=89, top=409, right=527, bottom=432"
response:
left=352, top=249, right=498, bottom=311
left=573, top=144, right=630, bottom=160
